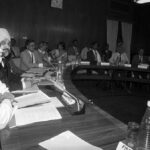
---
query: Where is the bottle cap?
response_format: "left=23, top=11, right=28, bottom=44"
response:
left=147, top=101, right=150, bottom=107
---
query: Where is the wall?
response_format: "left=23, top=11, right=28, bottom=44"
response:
left=0, top=0, right=107, bottom=49
left=132, top=4, right=150, bottom=56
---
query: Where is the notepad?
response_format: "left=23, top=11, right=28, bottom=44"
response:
left=15, top=90, right=64, bottom=108
left=15, top=90, right=51, bottom=108
left=39, top=130, right=103, bottom=150
left=26, top=67, right=48, bottom=74
left=15, top=103, right=62, bottom=126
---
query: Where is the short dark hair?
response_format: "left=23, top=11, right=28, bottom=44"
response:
left=57, top=41, right=66, bottom=49
left=26, top=39, right=35, bottom=46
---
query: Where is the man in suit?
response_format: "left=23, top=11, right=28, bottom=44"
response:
left=36, top=41, right=52, bottom=67
left=102, top=43, right=112, bottom=62
left=109, top=42, right=129, bottom=66
left=87, top=42, right=101, bottom=65
left=68, top=39, right=80, bottom=62
left=132, top=48, right=147, bottom=68
left=20, top=39, right=43, bottom=71
left=0, top=28, right=15, bottom=130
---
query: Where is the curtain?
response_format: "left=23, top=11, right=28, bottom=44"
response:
left=107, top=19, right=118, bottom=53
left=122, top=22, right=132, bottom=63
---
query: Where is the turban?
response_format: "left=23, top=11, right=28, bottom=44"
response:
left=0, top=28, right=10, bottom=43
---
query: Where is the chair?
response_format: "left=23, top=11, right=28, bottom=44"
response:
left=9, top=57, right=23, bottom=74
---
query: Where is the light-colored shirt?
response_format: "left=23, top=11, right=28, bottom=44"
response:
left=0, top=99, right=12, bottom=130
left=92, top=49, right=101, bottom=63
left=81, top=47, right=89, bottom=60
left=28, top=50, right=35, bottom=63
left=109, top=52, right=129, bottom=65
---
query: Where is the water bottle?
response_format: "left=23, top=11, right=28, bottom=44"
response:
left=136, top=101, right=150, bottom=150
left=57, top=60, right=63, bottom=82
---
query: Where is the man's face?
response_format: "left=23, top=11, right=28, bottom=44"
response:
left=73, top=41, right=78, bottom=47
left=40, top=44, right=47, bottom=52
left=27, top=42, right=35, bottom=52
left=0, top=38, right=10, bottom=58
left=93, top=43, right=98, bottom=50
left=139, top=49, right=144, bottom=56
left=58, top=44, right=63, bottom=50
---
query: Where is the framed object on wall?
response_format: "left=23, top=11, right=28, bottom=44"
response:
left=51, top=0, right=63, bottom=9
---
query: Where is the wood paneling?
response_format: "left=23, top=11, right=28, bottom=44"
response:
left=0, top=0, right=107, bottom=49
left=131, top=4, right=150, bottom=56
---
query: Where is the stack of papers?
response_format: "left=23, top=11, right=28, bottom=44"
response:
left=26, top=68, right=48, bottom=75
left=15, top=90, right=64, bottom=108
left=21, top=73, right=35, bottom=78
left=39, top=130, right=102, bottom=150
left=14, top=103, right=62, bottom=126
left=15, top=90, right=52, bottom=108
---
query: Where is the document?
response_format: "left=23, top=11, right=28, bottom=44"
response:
left=26, top=67, right=48, bottom=74
left=15, top=90, right=51, bottom=108
left=49, top=97, right=64, bottom=108
left=39, top=130, right=103, bottom=150
left=15, top=103, right=62, bottom=126
left=15, top=90, right=63, bottom=108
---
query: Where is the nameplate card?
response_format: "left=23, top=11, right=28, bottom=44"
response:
left=116, top=142, right=133, bottom=150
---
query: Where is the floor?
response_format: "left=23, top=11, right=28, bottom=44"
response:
left=72, top=80, right=150, bottom=124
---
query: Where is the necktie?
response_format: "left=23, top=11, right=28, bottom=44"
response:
left=31, top=52, right=35, bottom=63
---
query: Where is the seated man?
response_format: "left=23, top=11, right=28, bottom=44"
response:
left=132, top=49, right=148, bottom=79
left=51, top=42, right=67, bottom=62
left=10, top=38, right=20, bottom=57
left=80, top=46, right=90, bottom=61
left=36, top=41, right=52, bottom=67
left=132, top=48, right=147, bottom=68
left=68, top=39, right=80, bottom=62
left=0, top=28, right=15, bottom=130
left=109, top=42, right=129, bottom=66
left=87, top=42, right=101, bottom=65
left=102, top=43, right=112, bottom=62
left=20, top=39, right=43, bottom=71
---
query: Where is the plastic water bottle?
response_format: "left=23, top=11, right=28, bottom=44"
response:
left=57, top=60, right=62, bottom=82
left=136, top=101, right=150, bottom=150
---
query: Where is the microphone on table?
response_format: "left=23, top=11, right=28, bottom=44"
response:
left=50, top=79, right=85, bottom=115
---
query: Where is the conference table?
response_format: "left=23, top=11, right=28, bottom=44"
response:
left=71, top=64, right=150, bottom=84
left=0, top=65, right=127, bottom=150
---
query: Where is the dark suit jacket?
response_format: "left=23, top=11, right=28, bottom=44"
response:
left=132, top=55, right=148, bottom=67
left=102, top=50, right=112, bottom=62
left=87, top=49, right=97, bottom=65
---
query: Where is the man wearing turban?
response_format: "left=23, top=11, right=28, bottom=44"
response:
left=0, top=28, right=14, bottom=130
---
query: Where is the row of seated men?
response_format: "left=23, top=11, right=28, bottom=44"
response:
left=10, top=39, right=149, bottom=70
left=2, top=38, right=148, bottom=88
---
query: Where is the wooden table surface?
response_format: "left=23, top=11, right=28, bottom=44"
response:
left=0, top=66, right=127, bottom=150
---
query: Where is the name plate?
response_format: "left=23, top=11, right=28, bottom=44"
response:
left=116, top=142, right=133, bottom=150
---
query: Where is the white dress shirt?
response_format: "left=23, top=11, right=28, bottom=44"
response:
left=109, top=52, right=129, bottom=65
left=28, top=50, right=35, bottom=63
left=92, top=49, right=101, bottom=63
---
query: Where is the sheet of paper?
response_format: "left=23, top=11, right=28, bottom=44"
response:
left=15, top=103, right=62, bottom=126
left=39, top=130, right=103, bottom=150
left=26, top=67, right=48, bottom=74
left=49, top=97, right=64, bottom=108
left=15, top=90, right=51, bottom=108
